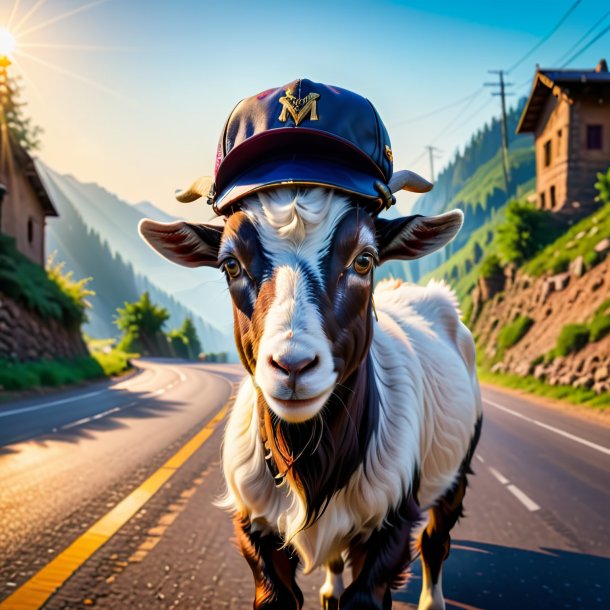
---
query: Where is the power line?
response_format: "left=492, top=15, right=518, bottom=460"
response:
left=554, top=9, right=610, bottom=66
left=390, top=88, right=484, bottom=127
left=508, top=0, right=582, bottom=73
left=429, top=88, right=485, bottom=144
left=561, top=21, right=610, bottom=68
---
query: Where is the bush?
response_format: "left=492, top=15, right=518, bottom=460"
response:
left=480, top=254, right=502, bottom=279
left=589, top=298, right=610, bottom=342
left=497, top=315, right=534, bottom=351
left=555, top=324, right=590, bottom=356
left=549, top=256, right=570, bottom=274
left=584, top=250, right=599, bottom=270
left=91, top=349, right=132, bottom=377
left=0, top=356, right=105, bottom=391
left=497, top=200, right=561, bottom=264
left=0, top=235, right=92, bottom=328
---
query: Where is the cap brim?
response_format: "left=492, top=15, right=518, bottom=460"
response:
left=215, top=156, right=382, bottom=212
left=214, top=128, right=386, bottom=213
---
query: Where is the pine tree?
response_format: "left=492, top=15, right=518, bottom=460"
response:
left=0, top=63, right=42, bottom=151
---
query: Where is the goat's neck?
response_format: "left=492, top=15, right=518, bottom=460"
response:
left=259, top=355, right=379, bottom=526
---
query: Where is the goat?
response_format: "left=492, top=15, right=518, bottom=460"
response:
left=140, top=184, right=482, bottom=610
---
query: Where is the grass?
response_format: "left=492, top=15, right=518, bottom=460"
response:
left=553, top=324, right=591, bottom=357
left=0, top=356, right=104, bottom=391
left=0, top=345, right=133, bottom=392
left=0, top=234, right=91, bottom=327
left=479, top=368, right=610, bottom=411
left=441, top=145, right=534, bottom=215
left=523, top=199, right=610, bottom=277
left=420, top=209, right=507, bottom=303
left=497, top=316, right=534, bottom=352
left=88, top=339, right=134, bottom=377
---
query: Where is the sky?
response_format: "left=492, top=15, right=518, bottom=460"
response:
left=0, top=0, right=609, bottom=219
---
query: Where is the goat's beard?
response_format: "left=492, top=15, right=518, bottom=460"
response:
left=258, top=356, right=380, bottom=528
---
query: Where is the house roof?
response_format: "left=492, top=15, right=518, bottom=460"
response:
left=0, top=130, right=57, bottom=217
left=516, top=59, right=610, bottom=134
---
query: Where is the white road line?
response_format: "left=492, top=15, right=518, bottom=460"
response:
left=61, top=407, right=121, bottom=430
left=0, top=390, right=105, bottom=418
left=168, top=367, right=188, bottom=382
left=507, top=484, right=541, bottom=512
left=483, top=398, right=610, bottom=456
left=475, top=454, right=485, bottom=463
left=488, top=467, right=510, bottom=485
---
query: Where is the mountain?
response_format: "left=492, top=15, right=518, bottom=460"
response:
left=134, top=201, right=178, bottom=223
left=379, top=102, right=535, bottom=284
left=37, top=163, right=233, bottom=354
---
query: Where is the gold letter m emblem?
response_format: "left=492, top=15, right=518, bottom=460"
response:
left=278, top=89, right=320, bottom=125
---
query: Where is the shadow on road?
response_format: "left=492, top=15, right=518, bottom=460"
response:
left=394, top=539, right=609, bottom=609
left=0, top=388, right=186, bottom=454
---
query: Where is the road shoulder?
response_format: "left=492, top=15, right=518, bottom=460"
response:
left=480, top=380, right=610, bottom=428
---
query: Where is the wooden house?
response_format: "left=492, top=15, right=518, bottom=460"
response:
left=516, top=59, right=610, bottom=216
left=0, top=129, right=57, bottom=266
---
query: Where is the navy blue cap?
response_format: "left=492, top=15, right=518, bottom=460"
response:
left=211, top=79, right=394, bottom=214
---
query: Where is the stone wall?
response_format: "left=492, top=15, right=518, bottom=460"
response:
left=0, top=292, right=88, bottom=362
left=472, top=254, right=610, bottom=395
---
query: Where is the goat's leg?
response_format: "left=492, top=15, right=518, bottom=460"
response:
left=340, top=495, right=420, bottom=610
left=319, top=556, right=344, bottom=609
left=234, top=512, right=303, bottom=610
left=418, top=417, right=482, bottom=610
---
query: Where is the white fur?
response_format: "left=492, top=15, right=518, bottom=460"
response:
left=221, top=189, right=481, bottom=579
left=254, top=265, right=337, bottom=422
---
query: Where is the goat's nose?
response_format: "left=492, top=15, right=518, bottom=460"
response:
left=269, top=353, right=319, bottom=377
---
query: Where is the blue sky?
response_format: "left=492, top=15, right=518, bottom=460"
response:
left=1, top=0, right=608, bottom=218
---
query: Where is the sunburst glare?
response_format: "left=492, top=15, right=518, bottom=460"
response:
left=0, top=27, right=17, bottom=59
left=0, top=0, right=126, bottom=101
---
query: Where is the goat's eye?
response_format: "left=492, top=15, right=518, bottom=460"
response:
left=224, top=257, right=241, bottom=279
left=353, top=252, right=373, bottom=275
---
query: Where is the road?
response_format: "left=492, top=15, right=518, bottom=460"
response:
left=0, top=359, right=608, bottom=609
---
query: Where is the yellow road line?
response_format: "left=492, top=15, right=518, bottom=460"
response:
left=0, top=400, right=232, bottom=610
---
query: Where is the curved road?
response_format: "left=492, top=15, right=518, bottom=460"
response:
left=0, top=360, right=608, bottom=609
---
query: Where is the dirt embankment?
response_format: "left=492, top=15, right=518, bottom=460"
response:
left=472, top=257, right=610, bottom=395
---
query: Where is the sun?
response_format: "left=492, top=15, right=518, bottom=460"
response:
left=0, top=27, right=17, bottom=59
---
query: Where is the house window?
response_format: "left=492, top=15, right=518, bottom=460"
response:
left=27, top=218, right=34, bottom=244
left=586, top=125, right=603, bottom=150
left=550, top=185, right=557, bottom=209
left=544, top=139, right=552, bottom=167
left=540, top=192, right=546, bottom=209
left=557, top=129, right=562, bottom=156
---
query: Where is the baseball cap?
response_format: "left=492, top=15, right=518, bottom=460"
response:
left=208, top=78, right=395, bottom=214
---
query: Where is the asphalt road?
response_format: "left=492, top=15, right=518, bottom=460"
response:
left=0, top=360, right=608, bottom=610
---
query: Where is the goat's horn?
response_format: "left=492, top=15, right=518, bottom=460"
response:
left=389, top=170, right=433, bottom=194
left=175, top=176, right=214, bottom=203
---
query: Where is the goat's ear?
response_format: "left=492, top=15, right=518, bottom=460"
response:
left=138, top=219, right=222, bottom=268
left=375, top=210, right=463, bottom=263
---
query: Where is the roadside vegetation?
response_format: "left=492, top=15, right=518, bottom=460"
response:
left=115, top=291, right=204, bottom=360
left=478, top=369, right=610, bottom=410
left=497, top=315, right=534, bottom=354
left=523, top=197, right=610, bottom=277
left=543, top=299, right=610, bottom=361
left=0, top=234, right=90, bottom=328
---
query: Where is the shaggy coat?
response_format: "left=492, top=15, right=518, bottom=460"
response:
left=140, top=187, right=482, bottom=610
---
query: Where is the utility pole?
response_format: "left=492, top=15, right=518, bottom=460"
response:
left=425, top=145, right=442, bottom=183
left=485, top=70, right=513, bottom=193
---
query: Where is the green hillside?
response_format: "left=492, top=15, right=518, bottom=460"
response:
left=524, top=199, right=610, bottom=277
left=397, top=101, right=535, bottom=284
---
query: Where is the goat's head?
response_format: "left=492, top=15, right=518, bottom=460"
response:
left=140, top=78, right=462, bottom=423
left=140, top=188, right=462, bottom=423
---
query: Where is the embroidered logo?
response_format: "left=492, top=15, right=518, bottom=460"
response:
left=278, top=88, right=320, bottom=125
left=385, top=145, right=393, bottom=162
